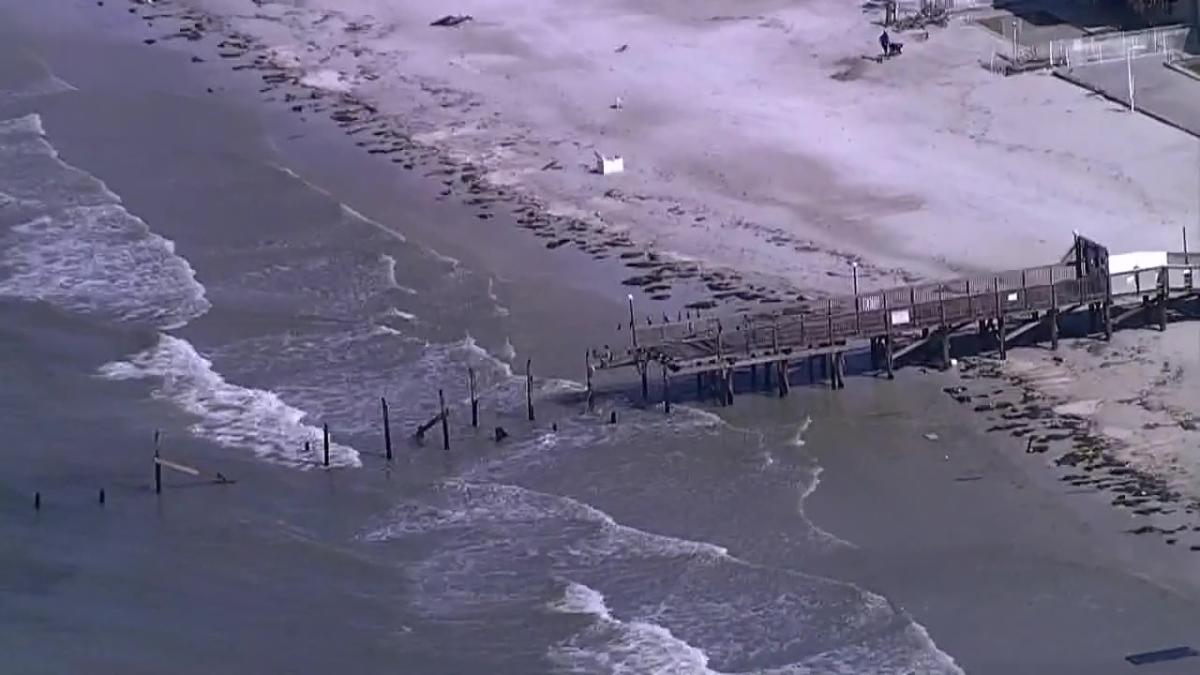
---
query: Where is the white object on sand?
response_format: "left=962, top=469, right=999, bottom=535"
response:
left=594, top=151, right=624, bottom=175
left=924, top=432, right=939, bottom=441
left=612, top=96, right=624, bottom=110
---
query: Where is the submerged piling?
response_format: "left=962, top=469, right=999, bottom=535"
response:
left=382, top=397, right=393, bottom=460
left=468, top=367, right=479, bottom=427
left=439, top=389, right=450, bottom=451
left=526, top=359, right=535, bottom=421
left=154, top=430, right=162, bottom=494
left=323, top=423, right=330, bottom=467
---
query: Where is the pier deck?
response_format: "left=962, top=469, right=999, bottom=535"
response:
left=587, top=236, right=1200, bottom=404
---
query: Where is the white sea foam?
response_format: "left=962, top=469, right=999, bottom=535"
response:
left=99, top=334, right=361, bottom=468
left=378, top=253, right=417, bottom=294
left=550, top=581, right=714, bottom=674
left=365, top=480, right=729, bottom=559
left=486, top=276, right=511, bottom=317
left=0, top=74, right=76, bottom=104
left=0, top=114, right=210, bottom=329
left=0, top=206, right=211, bottom=329
left=343, top=203, right=406, bottom=242
left=368, top=479, right=958, bottom=674
left=379, top=307, right=417, bottom=322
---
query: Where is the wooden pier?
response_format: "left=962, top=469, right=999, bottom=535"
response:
left=588, top=235, right=1200, bottom=404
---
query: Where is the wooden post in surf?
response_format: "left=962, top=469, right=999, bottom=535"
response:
left=778, top=360, right=789, bottom=397
left=585, top=354, right=595, bottom=413
left=661, top=362, right=671, bottom=414
left=468, top=367, right=479, bottom=427
left=525, top=359, right=535, bottom=421
left=382, top=397, right=393, bottom=460
left=323, top=423, right=330, bottom=467
left=154, top=430, right=162, bottom=495
left=439, top=389, right=450, bottom=451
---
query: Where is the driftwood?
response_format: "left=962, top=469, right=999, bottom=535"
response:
left=431, top=14, right=473, bottom=27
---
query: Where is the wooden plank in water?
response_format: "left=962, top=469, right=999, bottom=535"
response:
left=1125, top=646, right=1197, bottom=665
left=153, top=457, right=201, bottom=476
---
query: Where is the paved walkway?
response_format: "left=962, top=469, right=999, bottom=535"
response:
left=1057, top=56, right=1200, bottom=139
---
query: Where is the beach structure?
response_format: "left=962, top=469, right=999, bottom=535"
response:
left=589, top=234, right=1200, bottom=404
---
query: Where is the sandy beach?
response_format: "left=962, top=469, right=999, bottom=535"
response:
left=180, top=0, right=1198, bottom=296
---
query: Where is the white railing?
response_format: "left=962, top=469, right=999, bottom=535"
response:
left=1042, top=24, right=1191, bottom=67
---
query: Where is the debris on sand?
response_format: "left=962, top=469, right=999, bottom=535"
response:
left=924, top=432, right=939, bottom=441
left=431, top=15, right=473, bottom=27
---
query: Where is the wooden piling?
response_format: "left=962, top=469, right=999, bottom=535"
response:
left=439, top=389, right=450, bottom=451
left=1048, top=308, right=1059, bottom=350
left=34, top=492, right=41, bottom=510
left=467, top=368, right=479, bottom=427
left=585, top=355, right=595, bottom=413
left=639, top=361, right=649, bottom=405
left=98, top=488, right=105, bottom=505
left=1103, top=301, right=1113, bottom=340
left=323, top=423, right=330, bottom=467
left=724, top=368, right=734, bottom=406
left=827, top=353, right=837, bottom=390
left=662, top=363, right=671, bottom=414
left=763, top=359, right=772, bottom=389
left=382, top=397, right=393, bottom=460
left=154, top=430, right=162, bottom=494
left=526, top=359, right=535, bottom=421
left=696, top=373, right=703, bottom=399
left=884, top=335, right=895, bottom=380
left=778, top=360, right=790, bottom=398
left=940, top=328, right=951, bottom=370
left=997, top=315, right=1008, bottom=360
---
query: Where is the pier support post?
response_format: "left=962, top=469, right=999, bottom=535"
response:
left=826, top=353, right=835, bottom=388
left=778, top=360, right=790, bottom=398
left=439, top=389, right=450, bottom=451
left=468, top=368, right=479, bottom=427
left=639, top=362, right=649, bottom=406
left=884, top=335, right=894, bottom=380
left=662, top=363, right=671, bottom=414
left=323, top=423, right=331, bottom=466
left=808, top=356, right=815, bottom=383
left=696, top=373, right=703, bottom=400
left=585, top=355, right=595, bottom=413
left=527, top=359, right=536, bottom=421
left=1103, top=302, right=1113, bottom=340
left=831, top=352, right=845, bottom=390
left=1048, top=308, right=1059, bottom=350
left=764, top=360, right=772, bottom=389
left=940, top=328, right=952, bottom=370
left=724, top=368, right=735, bottom=406
left=997, top=316, right=1007, bottom=360
left=1158, top=289, right=1168, bottom=332
left=154, top=430, right=162, bottom=494
left=382, top=397, right=393, bottom=460
left=1089, top=303, right=1099, bottom=335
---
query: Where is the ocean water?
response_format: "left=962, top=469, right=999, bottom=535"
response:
left=0, top=25, right=962, bottom=675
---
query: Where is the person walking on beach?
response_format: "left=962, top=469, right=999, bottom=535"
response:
left=879, top=30, right=891, bottom=58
